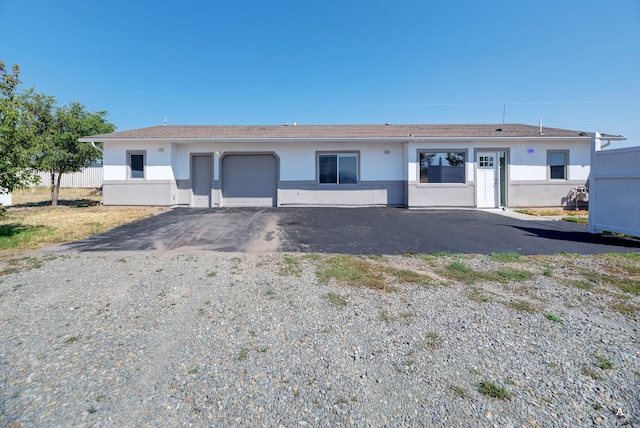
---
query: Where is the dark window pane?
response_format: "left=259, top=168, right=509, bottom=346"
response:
left=550, top=165, right=565, bottom=179
left=419, top=152, right=465, bottom=183
left=319, top=155, right=337, bottom=183
left=131, top=154, right=144, bottom=178
left=338, top=154, right=357, bottom=183
left=549, top=152, right=566, bottom=179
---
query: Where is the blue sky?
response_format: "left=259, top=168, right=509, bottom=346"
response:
left=1, top=1, right=639, bottom=145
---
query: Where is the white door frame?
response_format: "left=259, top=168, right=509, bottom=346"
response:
left=476, top=151, right=499, bottom=208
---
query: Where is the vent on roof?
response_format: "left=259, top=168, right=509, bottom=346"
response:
left=495, top=128, right=502, bottom=132
left=579, top=132, right=587, bottom=136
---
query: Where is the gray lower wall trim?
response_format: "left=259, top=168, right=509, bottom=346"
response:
left=407, top=183, right=475, bottom=207
left=104, top=179, right=587, bottom=208
left=103, top=180, right=176, bottom=206
left=508, top=180, right=588, bottom=207
left=279, top=180, right=405, bottom=206
left=175, top=179, right=191, bottom=206
left=176, top=179, right=223, bottom=207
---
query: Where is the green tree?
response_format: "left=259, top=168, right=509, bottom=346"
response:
left=31, top=100, right=115, bottom=205
left=0, top=61, right=39, bottom=194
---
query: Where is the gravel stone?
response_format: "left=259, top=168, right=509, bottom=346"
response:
left=0, top=251, right=638, bottom=427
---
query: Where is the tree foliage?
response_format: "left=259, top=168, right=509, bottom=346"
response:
left=25, top=94, right=115, bottom=205
left=1, top=60, right=115, bottom=206
left=0, top=61, right=40, bottom=193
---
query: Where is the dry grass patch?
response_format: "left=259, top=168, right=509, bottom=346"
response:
left=569, top=254, right=640, bottom=296
left=607, top=297, right=639, bottom=317
left=315, top=255, right=390, bottom=291
left=385, top=267, right=433, bottom=286
left=314, top=255, right=436, bottom=291
left=0, top=188, right=152, bottom=258
left=515, top=208, right=590, bottom=225
left=515, top=208, right=589, bottom=217
left=11, top=187, right=102, bottom=207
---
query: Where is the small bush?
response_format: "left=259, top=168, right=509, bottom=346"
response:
left=441, top=261, right=478, bottom=284
left=544, top=313, right=564, bottom=323
left=323, top=292, right=348, bottom=308
left=478, top=380, right=511, bottom=399
left=449, top=261, right=471, bottom=273
left=497, top=268, right=531, bottom=282
left=595, top=355, right=614, bottom=370
left=489, top=252, right=521, bottom=262
left=582, top=367, right=602, bottom=380
left=508, top=299, right=535, bottom=313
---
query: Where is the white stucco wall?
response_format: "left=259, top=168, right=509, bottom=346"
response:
left=104, top=139, right=591, bottom=181
left=148, top=142, right=403, bottom=181
left=101, top=136, right=592, bottom=208
left=103, top=142, right=175, bottom=181
left=509, top=140, right=590, bottom=181
left=104, top=139, right=590, bottom=183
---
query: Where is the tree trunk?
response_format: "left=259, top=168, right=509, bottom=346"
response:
left=50, top=171, right=57, bottom=206
left=56, top=172, right=63, bottom=206
left=50, top=171, right=63, bottom=207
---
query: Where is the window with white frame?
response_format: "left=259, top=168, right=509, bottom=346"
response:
left=419, top=151, right=466, bottom=183
left=318, top=153, right=358, bottom=184
left=128, top=151, right=145, bottom=179
left=548, top=150, right=568, bottom=180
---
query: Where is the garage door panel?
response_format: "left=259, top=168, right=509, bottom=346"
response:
left=222, top=155, right=277, bottom=207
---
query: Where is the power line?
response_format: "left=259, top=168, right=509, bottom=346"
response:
left=340, top=100, right=639, bottom=107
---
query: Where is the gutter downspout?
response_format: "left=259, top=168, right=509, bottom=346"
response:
left=587, top=132, right=601, bottom=234
left=90, top=141, right=103, bottom=154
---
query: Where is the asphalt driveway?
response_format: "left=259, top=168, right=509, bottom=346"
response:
left=58, top=207, right=640, bottom=255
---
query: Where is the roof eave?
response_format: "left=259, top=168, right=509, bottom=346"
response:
left=597, top=135, right=627, bottom=141
left=79, top=136, right=594, bottom=144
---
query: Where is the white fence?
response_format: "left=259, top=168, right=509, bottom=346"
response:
left=588, top=133, right=640, bottom=237
left=34, top=167, right=103, bottom=188
left=0, top=192, right=11, bottom=206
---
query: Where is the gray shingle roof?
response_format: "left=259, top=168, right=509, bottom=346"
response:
left=82, top=123, right=596, bottom=141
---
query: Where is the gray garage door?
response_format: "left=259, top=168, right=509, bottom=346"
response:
left=221, top=154, right=277, bottom=207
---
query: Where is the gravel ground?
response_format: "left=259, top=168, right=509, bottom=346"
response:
left=0, top=251, right=638, bottom=427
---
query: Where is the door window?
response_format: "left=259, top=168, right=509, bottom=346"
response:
left=479, top=155, right=494, bottom=168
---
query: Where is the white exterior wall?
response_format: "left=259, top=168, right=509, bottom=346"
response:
left=405, top=138, right=591, bottom=207
left=106, top=139, right=588, bottom=184
left=100, top=136, right=592, bottom=208
left=102, top=142, right=126, bottom=180
left=509, top=140, right=590, bottom=181
left=103, top=142, right=175, bottom=181
left=102, top=140, right=405, bottom=207
left=168, top=141, right=404, bottom=182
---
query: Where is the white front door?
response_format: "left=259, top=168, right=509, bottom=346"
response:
left=477, top=152, right=498, bottom=208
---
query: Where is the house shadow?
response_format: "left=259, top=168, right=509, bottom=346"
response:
left=506, top=224, right=640, bottom=250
